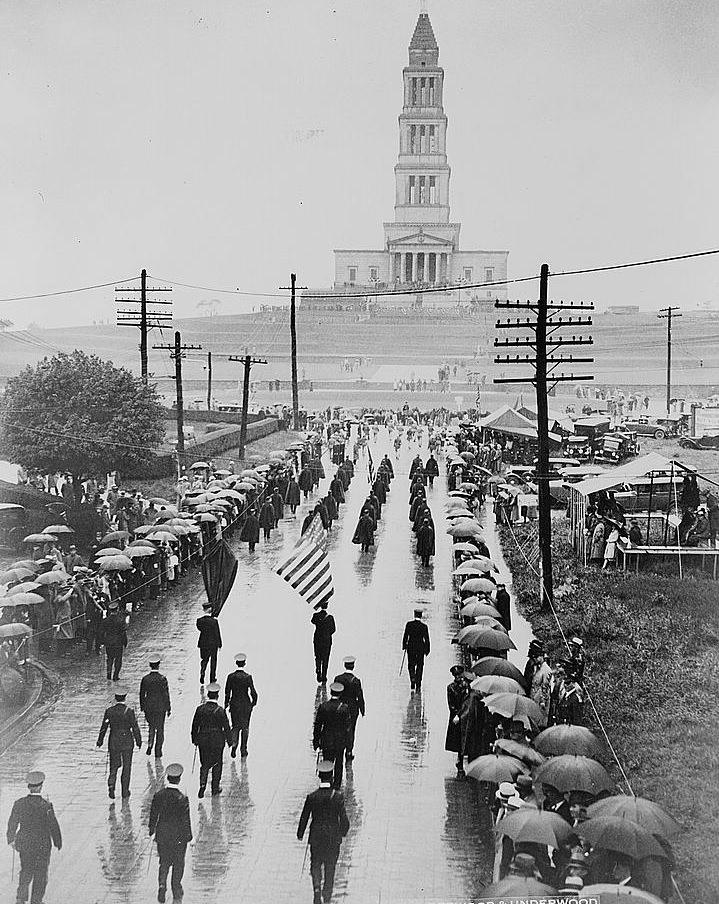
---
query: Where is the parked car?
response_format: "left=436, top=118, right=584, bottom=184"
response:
left=620, top=416, right=680, bottom=440
left=0, top=503, right=27, bottom=550
left=678, top=435, right=719, bottom=450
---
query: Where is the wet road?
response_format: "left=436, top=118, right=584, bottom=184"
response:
left=0, top=430, right=530, bottom=903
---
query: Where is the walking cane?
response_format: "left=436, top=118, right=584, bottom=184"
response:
left=191, top=745, right=197, bottom=774
left=11, top=845, right=15, bottom=881
left=300, top=837, right=310, bottom=876
left=147, top=841, right=153, bottom=874
left=398, top=650, right=406, bottom=676
left=105, top=748, right=109, bottom=778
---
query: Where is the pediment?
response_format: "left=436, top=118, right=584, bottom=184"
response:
left=389, top=231, right=453, bottom=247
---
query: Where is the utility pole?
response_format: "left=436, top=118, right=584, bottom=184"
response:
left=658, top=307, right=681, bottom=414
left=280, top=273, right=307, bottom=430
left=116, top=269, right=173, bottom=384
left=154, top=332, right=202, bottom=475
left=229, top=355, right=267, bottom=457
left=206, top=351, right=212, bottom=411
left=494, top=264, right=594, bottom=608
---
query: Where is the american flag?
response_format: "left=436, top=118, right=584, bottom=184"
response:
left=274, top=514, right=335, bottom=608
left=367, top=446, right=375, bottom=484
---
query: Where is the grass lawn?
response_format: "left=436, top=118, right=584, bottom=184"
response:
left=499, top=518, right=719, bottom=904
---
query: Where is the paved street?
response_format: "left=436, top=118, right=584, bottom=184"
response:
left=0, top=430, right=531, bottom=904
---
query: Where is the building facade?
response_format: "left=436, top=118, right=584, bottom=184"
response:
left=308, top=11, right=508, bottom=308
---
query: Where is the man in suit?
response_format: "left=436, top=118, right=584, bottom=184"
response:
left=297, top=761, right=350, bottom=904
left=333, top=656, right=365, bottom=762
left=100, top=599, right=128, bottom=681
left=313, top=683, right=350, bottom=790
left=402, top=608, right=430, bottom=691
left=191, top=683, right=232, bottom=798
left=495, top=582, right=512, bottom=632
left=96, top=686, right=142, bottom=799
left=6, top=771, right=62, bottom=904
left=311, top=601, right=336, bottom=683
left=139, top=653, right=171, bottom=758
left=148, top=763, right=193, bottom=904
left=224, top=653, right=258, bottom=758
left=196, top=602, right=221, bottom=686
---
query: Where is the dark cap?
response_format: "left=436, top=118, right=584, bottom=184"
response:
left=318, top=600, right=329, bottom=610
left=202, top=602, right=213, bottom=610
left=511, top=852, right=537, bottom=876
left=413, top=608, right=423, bottom=618
left=515, top=774, right=533, bottom=789
left=207, top=682, right=221, bottom=695
left=450, top=665, right=464, bottom=677
left=26, top=771, right=45, bottom=787
left=317, top=760, right=335, bottom=776
left=165, top=763, right=183, bottom=781
left=329, top=682, right=344, bottom=696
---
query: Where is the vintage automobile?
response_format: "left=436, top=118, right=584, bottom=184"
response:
left=563, top=434, right=593, bottom=461
left=620, top=415, right=681, bottom=440
left=594, top=430, right=639, bottom=464
left=0, top=503, right=27, bottom=551
left=678, top=434, right=719, bottom=450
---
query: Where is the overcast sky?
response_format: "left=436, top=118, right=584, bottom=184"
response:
left=1, top=0, right=717, bottom=328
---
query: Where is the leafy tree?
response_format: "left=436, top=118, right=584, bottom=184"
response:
left=0, top=351, right=165, bottom=503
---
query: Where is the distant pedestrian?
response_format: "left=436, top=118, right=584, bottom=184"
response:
left=148, top=763, right=192, bottom=904
left=196, top=602, right=222, bottom=686
left=333, top=655, right=365, bottom=761
left=6, top=771, right=62, bottom=904
left=224, top=653, right=258, bottom=758
left=99, top=599, right=128, bottom=681
left=424, top=453, right=439, bottom=487
left=285, top=475, right=301, bottom=515
left=96, top=685, right=142, bottom=799
left=297, top=760, right=350, bottom=904
left=446, top=665, right=470, bottom=776
left=139, top=653, right=171, bottom=758
left=313, top=683, right=351, bottom=790
left=190, top=683, right=232, bottom=798
left=402, top=608, right=430, bottom=691
left=352, top=507, right=375, bottom=553
left=416, top=517, right=435, bottom=567
left=494, top=582, right=511, bottom=631
left=311, top=601, right=336, bottom=683
left=240, top=507, right=260, bottom=552
left=259, top=498, right=276, bottom=541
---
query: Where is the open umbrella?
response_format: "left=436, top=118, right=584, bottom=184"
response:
left=127, top=540, right=158, bottom=551
left=535, top=755, right=614, bottom=795
left=215, top=489, right=244, bottom=500
left=5, top=581, right=42, bottom=596
left=241, top=469, right=261, bottom=478
left=35, top=571, right=70, bottom=585
left=494, top=738, right=546, bottom=767
left=452, top=541, right=482, bottom=553
left=580, top=884, right=665, bottom=903
left=99, top=555, right=133, bottom=572
left=44, top=524, right=75, bottom=534
left=459, top=481, right=478, bottom=490
left=461, top=578, right=496, bottom=595
left=0, top=568, right=36, bottom=584
left=1, top=592, right=45, bottom=606
left=586, top=796, right=680, bottom=838
left=127, top=547, right=157, bottom=558
left=483, top=692, right=546, bottom=729
left=472, top=657, right=526, bottom=685
left=474, top=466, right=493, bottom=476
left=190, top=461, right=210, bottom=469
left=134, top=525, right=158, bottom=536
left=23, top=533, right=57, bottom=544
left=454, top=557, right=496, bottom=575
left=471, top=675, right=525, bottom=696
left=534, top=725, right=606, bottom=759
left=95, top=547, right=124, bottom=557
left=480, top=877, right=557, bottom=896
left=148, top=497, right=173, bottom=506
left=495, top=807, right=576, bottom=848
left=446, top=512, right=476, bottom=521
left=470, top=616, right=508, bottom=634
left=447, top=521, right=483, bottom=538
left=0, top=623, right=33, bottom=639
left=101, top=531, right=131, bottom=545
left=214, top=469, right=232, bottom=477
left=147, top=531, right=179, bottom=543
left=9, top=561, right=39, bottom=571
left=577, top=816, right=666, bottom=860
left=465, top=753, right=528, bottom=783
left=196, top=513, right=218, bottom=522
left=457, top=628, right=515, bottom=652
left=460, top=601, right=502, bottom=619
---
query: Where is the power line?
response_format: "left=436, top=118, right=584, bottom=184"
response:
left=0, top=277, right=139, bottom=304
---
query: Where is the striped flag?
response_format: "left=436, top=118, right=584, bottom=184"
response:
left=274, top=514, right=335, bottom=608
left=367, top=446, right=375, bottom=484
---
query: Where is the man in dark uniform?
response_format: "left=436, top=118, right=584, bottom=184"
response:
left=313, top=683, right=350, bottom=790
left=311, top=601, right=336, bottom=683
left=333, top=655, right=365, bottom=761
left=402, top=608, right=430, bottom=691
left=495, top=582, right=512, bottom=632
left=6, top=771, right=62, bottom=904
left=297, top=761, right=350, bottom=904
left=424, top=453, right=440, bottom=487
left=140, top=653, right=171, bottom=758
left=100, top=599, right=127, bottom=681
left=191, top=682, right=232, bottom=797
left=96, top=685, right=142, bottom=798
left=149, top=763, right=193, bottom=903
left=224, top=653, right=258, bottom=758
left=196, top=602, right=222, bottom=686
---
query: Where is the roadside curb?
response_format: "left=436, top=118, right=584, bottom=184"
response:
left=0, top=659, right=63, bottom=754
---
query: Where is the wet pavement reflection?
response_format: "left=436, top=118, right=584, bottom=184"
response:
left=0, top=429, right=514, bottom=902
